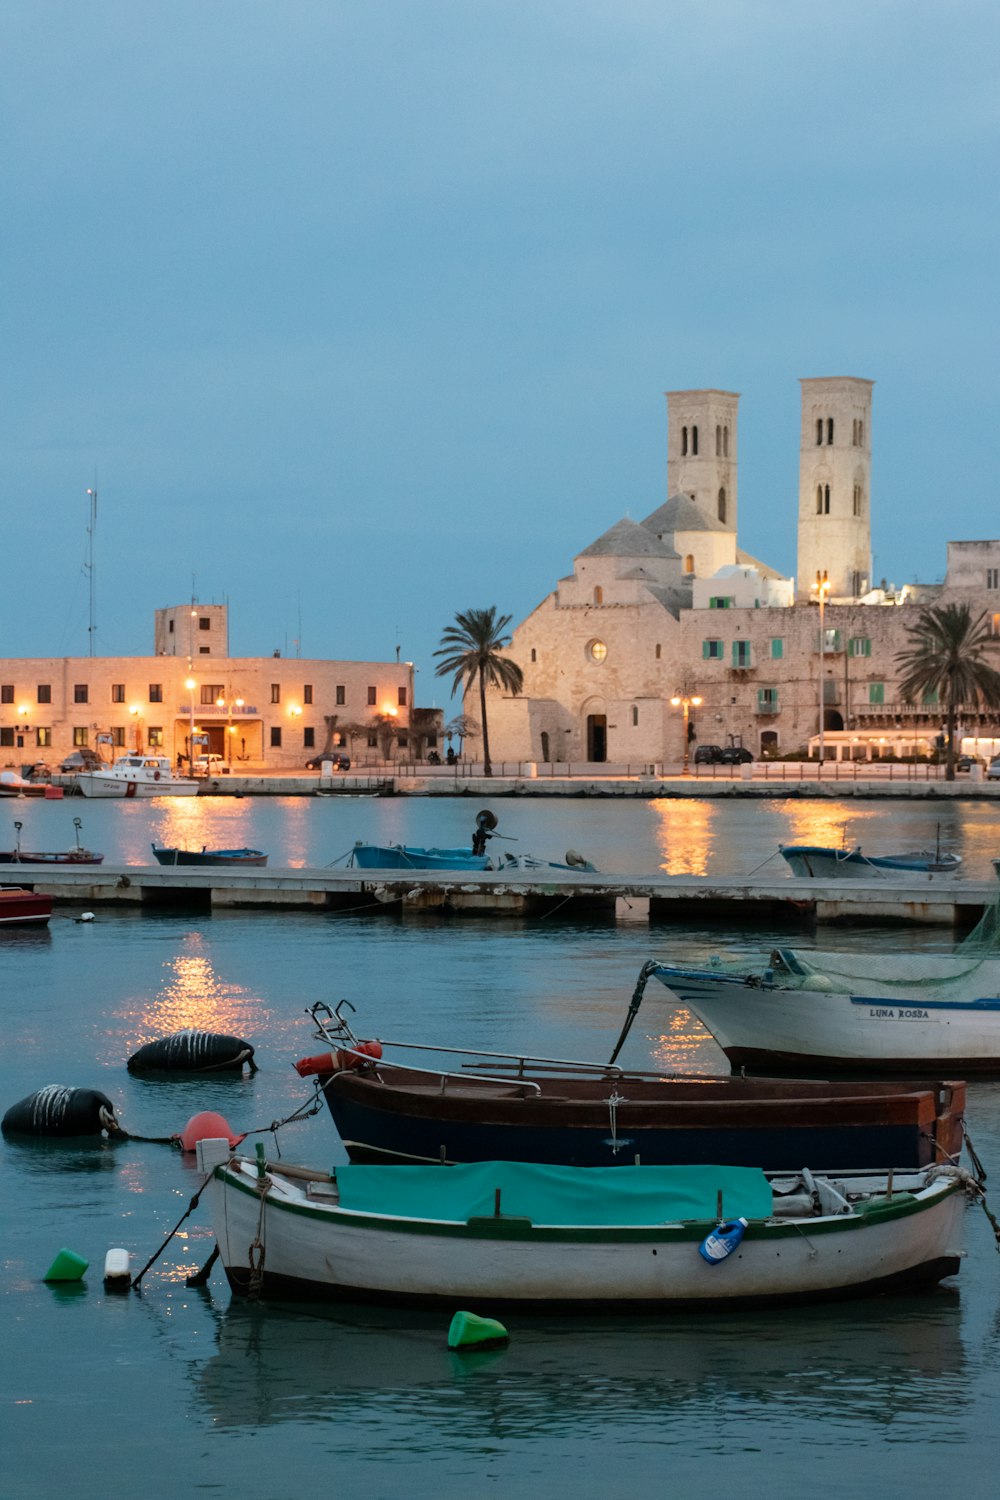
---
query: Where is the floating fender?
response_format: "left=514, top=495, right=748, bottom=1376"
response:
left=294, top=1040, right=382, bottom=1077
left=175, top=1111, right=245, bottom=1153
left=2, top=1085, right=123, bottom=1138
left=127, top=1029, right=257, bottom=1074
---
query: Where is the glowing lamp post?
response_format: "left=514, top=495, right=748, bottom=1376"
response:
left=670, top=693, right=702, bottom=775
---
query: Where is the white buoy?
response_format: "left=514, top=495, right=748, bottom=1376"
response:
left=103, top=1247, right=131, bottom=1292
left=76, top=912, right=95, bottom=924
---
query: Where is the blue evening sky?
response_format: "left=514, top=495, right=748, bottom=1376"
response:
left=3, top=1, right=997, bottom=707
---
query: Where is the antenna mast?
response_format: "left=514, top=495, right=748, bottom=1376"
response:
left=85, top=486, right=98, bottom=657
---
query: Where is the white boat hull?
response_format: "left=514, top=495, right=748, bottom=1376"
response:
left=656, top=961, right=1000, bottom=1072
left=76, top=766, right=199, bottom=798
left=209, top=1159, right=965, bottom=1308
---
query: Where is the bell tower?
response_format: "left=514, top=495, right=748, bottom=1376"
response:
left=796, top=376, right=873, bottom=600
left=666, top=389, right=739, bottom=532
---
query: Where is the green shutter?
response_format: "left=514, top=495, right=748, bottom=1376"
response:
left=869, top=682, right=884, bottom=705
left=771, top=638, right=783, bottom=659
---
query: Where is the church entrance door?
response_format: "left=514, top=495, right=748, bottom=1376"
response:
left=587, top=715, right=607, bottom=762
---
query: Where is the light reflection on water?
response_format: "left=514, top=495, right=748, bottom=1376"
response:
left=3, top=792, right=999, bottom=876
left=3, top=835, right=1000, bottom=1495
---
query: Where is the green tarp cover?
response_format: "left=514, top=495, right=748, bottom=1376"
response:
left=333, top=1161, right=773, bottom=1226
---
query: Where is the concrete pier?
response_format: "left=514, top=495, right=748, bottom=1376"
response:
left=9, top=863, right=996, bottom=928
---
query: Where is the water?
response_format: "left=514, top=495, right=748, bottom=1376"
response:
left=2, top=799, right=1000, bottom=1498
left=2, top=787, right=999, bottom=876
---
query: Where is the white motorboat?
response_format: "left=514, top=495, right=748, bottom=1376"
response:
left=652, top=948, right=1000, bottom=1074
left=207, top=1151, right=967, bottom=1308
left=75, top=755, right=199, bottom=798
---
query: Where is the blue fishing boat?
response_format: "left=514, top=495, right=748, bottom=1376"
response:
left=779, top=844, right=962, bottom=879
left=346, top=809, right=596, bottom=873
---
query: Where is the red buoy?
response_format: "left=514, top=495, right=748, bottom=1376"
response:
left=175, top=1111, right=245, bottom=1153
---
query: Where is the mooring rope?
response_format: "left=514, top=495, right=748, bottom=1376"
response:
left=131, top=1175, right=213, bottom=1290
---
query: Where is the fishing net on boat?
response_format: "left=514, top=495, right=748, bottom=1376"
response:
left=958, top=885, right=1000, bottom=957
left=766, top=948, right=992, bottom=996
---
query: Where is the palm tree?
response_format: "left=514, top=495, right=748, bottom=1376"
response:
left=434, top=608, right=523, bottom=776
left=894, top=603, right=1000, bottom=780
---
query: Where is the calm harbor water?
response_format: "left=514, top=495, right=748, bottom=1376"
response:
left=2, top=797, right=1000, bottom=1499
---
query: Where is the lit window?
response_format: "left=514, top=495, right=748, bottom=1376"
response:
left=684, top=554, right=694, bottom=574
left=588, top=640, right=608, bottom=663
left=593, top=586, right=603, bottom=604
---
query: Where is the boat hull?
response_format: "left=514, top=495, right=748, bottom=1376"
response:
left=321, top=1066, right=964, bottom=1172
left=0, top=851, right=103, bottom=865
left=349, top=844, right=489, bottom=871
left=780, top=845, right=962, bottom=879
left=656, top=964, right=1000, bottom=1073
left=151, top=847, right=267, bottom=866
left=210, top=1161, right=965, bottom=1309
left=77, top=775, right=199, bottom=798
left=0, top=889, right=52, bottom=925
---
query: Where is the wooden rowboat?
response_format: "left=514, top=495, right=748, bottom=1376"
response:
left=296, top=1003, right=966, bottom=1172
left=208, top=1153, right=968, bottom=1309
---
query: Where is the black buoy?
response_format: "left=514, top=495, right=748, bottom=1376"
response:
left=127, top=1029, right=257, bottom=1075
left=2, top=1085, right=123, bottom=1138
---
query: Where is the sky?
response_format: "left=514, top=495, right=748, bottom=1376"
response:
left=3, top=1, right=999, bottom=708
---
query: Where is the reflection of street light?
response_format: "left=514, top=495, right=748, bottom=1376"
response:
left=812, top=570, right=831, bottom=764
left=670, top=692, right=703, bottom=775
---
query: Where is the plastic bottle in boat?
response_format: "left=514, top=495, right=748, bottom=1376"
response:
left=698, top=1217, right=748, bottom=1265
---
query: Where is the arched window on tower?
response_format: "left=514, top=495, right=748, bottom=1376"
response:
left=691, top=426, right=699, bottom=455
left=816, top=419, right=823, bottom=446
left=716, top=425, right=721, bottom=456
left=681, top=426, right=688, bottom=456
left=723, top=426, right=729, bottom=457
left=718, top=488, right=727, bottom=523
left=827, top=418, right=834, bottom=444
left=853, top=485, right=862, bottom=517
left=858, top=420, right=864, bottom=446
left=816, top=485, right=823, bottom=515
left=823, top=484, right=831, bottom=513
left=684, top=554, right=694, bottom=574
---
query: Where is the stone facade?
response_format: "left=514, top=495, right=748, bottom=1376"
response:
left=1, top=605, right=415, bottom=770
left=475, top=378, right=1000, bottom=766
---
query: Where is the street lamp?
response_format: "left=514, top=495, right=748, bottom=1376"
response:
left=812, top=570, right=831, bottom=765
left=184, top=677, right=196, bottom=767
left=670, top=692, right=703, bottom=775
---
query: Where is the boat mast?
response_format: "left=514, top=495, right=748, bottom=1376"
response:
left=85, top=486, right=97, bottom=657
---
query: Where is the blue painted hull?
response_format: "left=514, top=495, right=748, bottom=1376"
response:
left=348, top=845, right=490, bottom=871
left=321, top=1070, right=958, bottom=1171
left=780, top=844, right=962, bottom=878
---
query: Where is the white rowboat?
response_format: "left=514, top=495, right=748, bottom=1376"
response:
left=208, top=1154, right=966, bottom=1309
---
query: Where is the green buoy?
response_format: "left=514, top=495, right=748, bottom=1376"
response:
left=447, top=1310, right=509, bottom=1352
left=44, top=1248, right=89, bottom=1283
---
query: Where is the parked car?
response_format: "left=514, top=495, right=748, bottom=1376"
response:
left=987, top=758, right=1000, bottom=781
left=956, top=755, right=981, bottom=773
left=694, top=744, right=725, bottom=764
left=193, top=753, right=226, bottom=773
left=59, top=748, right=102, bottom=772
left=305, top=752, right=351, bottom=771
left=720, top=746, right=754, bottom=764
